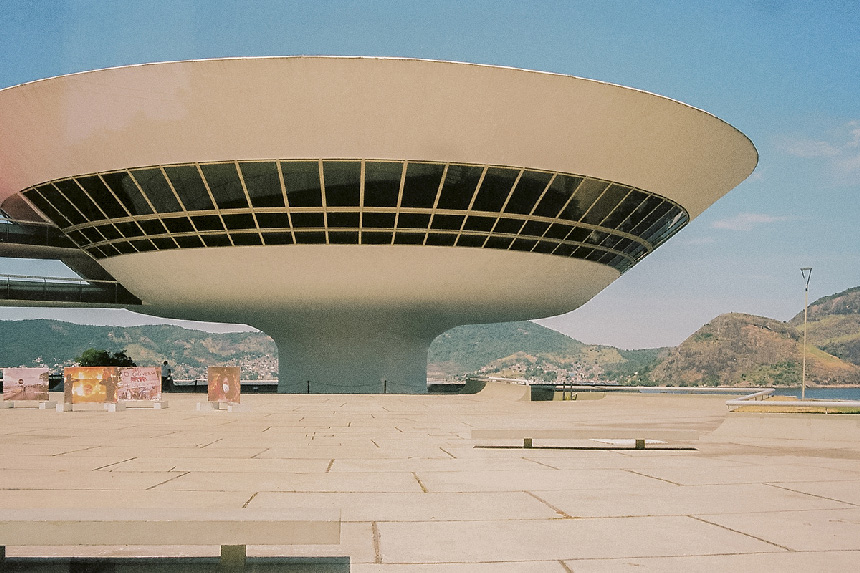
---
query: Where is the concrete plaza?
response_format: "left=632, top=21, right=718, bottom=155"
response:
left=2, top=386, right=860, bottom=571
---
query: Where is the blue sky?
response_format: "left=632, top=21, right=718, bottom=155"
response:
left=1, top=0, right=858, bottom=347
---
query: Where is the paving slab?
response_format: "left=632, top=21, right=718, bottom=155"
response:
left=376, top=516, right=781, bottom=563
left=697, top=507, right=860, bottom=551
left=247, top=491, right=560, bottom=521
left=563, top=550, right=860, bottom=572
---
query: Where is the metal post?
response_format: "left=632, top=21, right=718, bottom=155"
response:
left=800, top=267, right=812, bottom=400
left=307, top=380, right=310, bottom=394
left=383, top=379, right=387, bottom=394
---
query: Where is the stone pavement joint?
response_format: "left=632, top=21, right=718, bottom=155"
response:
left=2, top=388, right=860, bottom=568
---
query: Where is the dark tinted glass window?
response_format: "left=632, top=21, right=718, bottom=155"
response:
left=102, top=171, right=152, bottom=216
left=437, top=164, right=482, bottom=211
left=222, top=213, right=256, bottom=231
left=425, top=233, right=457, bottom=246
left=323, top=161, right=360, bottom=207
left=137, top=220, right=165, bottom=236
left=55, top=179, right=103, bottom=222
left=629, top=201, right=672, bottom=237
left=290, top=212, right=324, bottom=228
left=94, top=224, right=121, bottom=241
left=393, top=232, right=425, bottom=245
left=116, top=221, right=144, bottom=238
left=281, top=162, right=322, bottom=207
left=430, top=214, right=464, bottom=230
left=261, top=232, right=294, bottom=245
left=544, top=223, right=571, bottom=240
left=240, top=161, right=284, bottom=208
left=362, top=231, right=392, bottom=244
left=396, top=213, right=431, bottom=229
left=256, top=212, right=292, bottom=229
left=363, top=212, right=396, bottom=228
left=131, top=168, right=181, bottom=213
left=567, top=227, right=591, bottom=243
left=554, top=243, right=575, bottom=257
left=472, top=167, right=518, bottom=213
left=618, top=195, right=660, bottom=233
left=151, top=237, right=176, bottom=250
left=532, top=241, right=556, bottom=254
left=294, top=231, right=326, bottom=244
left=81, top=228, right=103, bottom=243
left=230, top=232, right=263, bottom=246
left=505, top=170, right=552, bottom=215
left=456, top=234, right=486, bottom=247
left=202, top=234, right=232, bottom=247
left=45, top=185, right=86, bottom=225
left=484, top=236, right=513, bottom=250
left=131, top=239, right=156, bottom=252
left=175, top=235, right=204, bottom=249
left=24, top=189, right=70, bottom=227
left=559, top=177, right=602, bottom=221
left=113, top=242, right=135, bottom=254
left=606, top=189, right=647, bottom=230
left=191, top=215, right=224, bottom=232
left=463, top=216, right=495, bottom=232
left=492, top=218, right=523, bottom=234
left=200, top=163, right=248, bottom=210
left=364, top=162, right=402, bottom=207
left=77, top=175, right=127, bottom=218
left=162, top=216, right=194, bottom=234
left=329, top=231, right=359, bottom=244
left=581, top=184, right=629, bottom=226
left=327, top=212, right=360, bottom=228
left=163, top=165, right=213, bottom=212
left=510, top=238, right=537, bottom=252
left=534, top=174, right=582, bottom=219
left=401, top=162, right=444, bottom=208
left=521, top=220, right=549, bottom=237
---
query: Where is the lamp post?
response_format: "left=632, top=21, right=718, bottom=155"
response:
left=800, top=267, right=812, bottom=400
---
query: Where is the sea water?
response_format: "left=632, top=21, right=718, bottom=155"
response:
left=773, top=387, right=860, bottom=400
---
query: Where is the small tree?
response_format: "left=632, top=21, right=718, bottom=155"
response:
left=76, top=348, right=136, bottom=367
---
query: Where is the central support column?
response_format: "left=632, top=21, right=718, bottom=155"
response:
left=251, top=308, right=456, bottom=394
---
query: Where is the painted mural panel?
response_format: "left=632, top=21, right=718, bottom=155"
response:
left=64, top=367, right=119, bottom=404
left=118, top=367, right=162, bottom=401
left=2, top=367, right=50, bottom=401
left=208, top=366, right=241, bottom=403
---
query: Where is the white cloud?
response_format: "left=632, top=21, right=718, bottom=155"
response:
left=780, top=120, right=860, bottom=182
left=783, top=139, right=840, bottom=158
left=711, top=213, right=787, bottom=231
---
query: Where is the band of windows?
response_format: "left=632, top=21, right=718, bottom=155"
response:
left=20, top=160, right=689, bottom=273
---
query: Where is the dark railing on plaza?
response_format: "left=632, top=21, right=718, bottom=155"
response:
left=0, top=217, right=77, bottom=249
left=0, top=273, right=141, bottom=305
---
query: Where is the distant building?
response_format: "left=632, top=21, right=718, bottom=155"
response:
left=0, top=57, right=757, bottom=393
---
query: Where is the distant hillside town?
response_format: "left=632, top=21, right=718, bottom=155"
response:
left=1, top=286, right=858, bottom=386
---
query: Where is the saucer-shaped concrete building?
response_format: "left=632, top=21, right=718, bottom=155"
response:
left=0, top=57, right=757, bottom=393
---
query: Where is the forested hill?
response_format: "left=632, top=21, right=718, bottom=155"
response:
left=0, top=320, right=276, bottom=380
left=2, top=284, right=859, bottom=386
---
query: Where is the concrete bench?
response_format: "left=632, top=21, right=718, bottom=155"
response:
left=0, top=508, right=340, bottom=568
left=472, top=428, right=700, bottom=449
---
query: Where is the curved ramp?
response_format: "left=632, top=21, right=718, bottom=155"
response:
left=471, top=381, right=531, bottom=401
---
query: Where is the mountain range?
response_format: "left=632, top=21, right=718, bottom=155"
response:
left=1, top=286, right=858, bottom=387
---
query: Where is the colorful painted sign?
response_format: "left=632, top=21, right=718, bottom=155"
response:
left=208, top=366, right=241, bottom=403
left=64, top=367, right=119, bottom=404
left=2, top=367, right=50, bottom=401
left=118, top=367, right=162, bottom=401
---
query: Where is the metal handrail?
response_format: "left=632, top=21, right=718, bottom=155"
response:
left=0, top=217, right=76, bottom=249
left=726, top=388, right=860, bottom=410
left=0, top=273, right=140, bottom=305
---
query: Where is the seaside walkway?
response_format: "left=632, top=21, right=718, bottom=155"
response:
left=1, top=388, right=860, bottom=570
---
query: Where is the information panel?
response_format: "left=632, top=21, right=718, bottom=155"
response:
left=2, top=367, right=50, bottom=401
left=208, top=366, right=241, bottom=403
left=118, top=367, right=162, bottom=401
left=64, top=367, right=119, bottom=404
